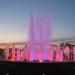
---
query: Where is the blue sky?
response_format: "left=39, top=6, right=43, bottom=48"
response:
left=0, top=0, right=75, bottom=43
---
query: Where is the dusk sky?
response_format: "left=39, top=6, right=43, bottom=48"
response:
left=0, top=0, right=75, bottom=43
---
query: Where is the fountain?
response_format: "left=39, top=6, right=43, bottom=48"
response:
left=28, top=13, right=51, bottom=62
left=4, top=12, right=52, bottom=62
left=73, top=46, right=75, bottom=61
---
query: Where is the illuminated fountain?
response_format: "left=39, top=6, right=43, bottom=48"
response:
left=11, top=44, right=16, bottom=61
left=48, top=45, right=54, bottom=62
left=4, top=12, right=52, bottom=62
left=55, top=44, right=63, bottom=62
left=64, top=46, right=70, bottom=62
left=22, top=44, right=28, bottom=61
left=28, top=13, right=51, bottom=62
left=5, top=45, right=9, bottom=60
left=4, top=12, right=71, bottom=63
left=73, top=46, right=75, bottom=61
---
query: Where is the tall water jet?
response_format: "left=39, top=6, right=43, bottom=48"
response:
left=23, top=44, right=28, bottom=61
left=28, top=12, right=52, bottom=61
left=10, top=44, right=16, bottom=61
left=5, top=45, right=9, bottom=60
left=73, top=46, right=75, bottom=61
left=48, top=45, right=54, bottom=62
left=56, top=44, right=61, bottom=62
left=64, top=46, right=70, bottom=62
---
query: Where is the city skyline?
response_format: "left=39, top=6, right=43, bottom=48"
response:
left=0, top=0, right=75, bottom=43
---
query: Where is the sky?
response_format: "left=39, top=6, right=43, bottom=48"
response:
left=0, top=0, right=75, bottom=43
